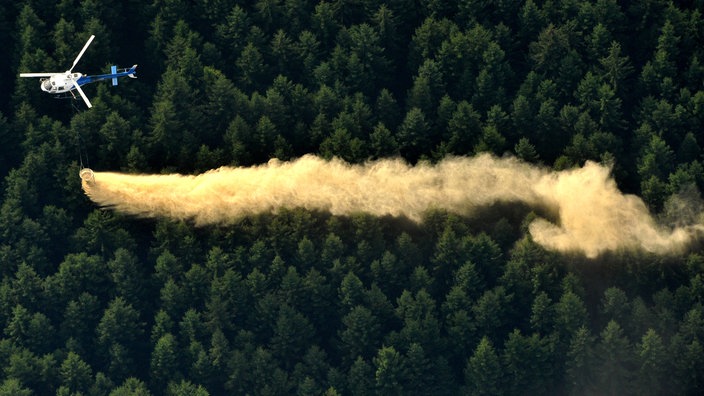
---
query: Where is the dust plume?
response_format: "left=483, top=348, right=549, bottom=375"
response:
left=80, top=154, right=703, bottom=258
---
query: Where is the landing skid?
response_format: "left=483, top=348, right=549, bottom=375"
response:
left=52, top=92, right=79, bottom=101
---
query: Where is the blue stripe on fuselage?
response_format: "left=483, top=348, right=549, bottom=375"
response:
left=76, top=68, right=135, bottom=87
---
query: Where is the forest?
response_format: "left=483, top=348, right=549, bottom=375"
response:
left=0, top=0, right=703, bottom=394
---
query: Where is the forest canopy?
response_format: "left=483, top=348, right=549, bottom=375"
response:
left=0, top=0, right=703, bottom=395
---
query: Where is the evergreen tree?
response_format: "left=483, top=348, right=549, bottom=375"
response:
left=237, top=42, right=267, bottom=92
left=389, top=289, right=442, bottom=354
left=59, top=351, right=93, bottom=394
left=464, top=336, right=502, bottom=396
left=108, top=377, right=152, bottom=396
left=166, top=380, right=209, bottom=396
left=150, top=333, right=181, bottom=390
left=5, top=305, right=55, bottom=354
left=501, top=329, right=553, bottom=395
left=269, top=304, right=315, bottom=369
left=594, top=320, right=633, bottom=395
left=339, top=305, right=381, bottom=365
left=472, top=286, right=513, bottom=345
left=347, top=356, right=373, bottom=396
left=565, top=326, right=597, bottom=395
left=108, top=248, right=145, bottom=308
left=373, top=346, right=405, bottom=396
left=635, top=329, right=668, bottom=396
left=554, top=290, right=589, bottom=344
left=96, top=297, right=145, bottom=381
left=397, top=107, right=430, bottom=162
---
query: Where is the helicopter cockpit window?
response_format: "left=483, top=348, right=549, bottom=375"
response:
left=42, top=80, right=52, bottom=90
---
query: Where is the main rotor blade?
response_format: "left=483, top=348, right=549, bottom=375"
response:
left=72, top=80, right=92, bottom=108
left=19, top=73, right=55, bottom=77
left=70, top=35, right=95, bottom=72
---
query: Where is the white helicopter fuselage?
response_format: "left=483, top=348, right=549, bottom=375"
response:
left=40, top=72, right=83, bottom=94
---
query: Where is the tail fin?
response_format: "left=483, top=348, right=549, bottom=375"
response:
left=128, top=64, right=138, bottom=78
left=111, top=65, right=118, bottom=86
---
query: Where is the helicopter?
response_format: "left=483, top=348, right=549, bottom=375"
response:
left=19, top=35, right=137, bottom=108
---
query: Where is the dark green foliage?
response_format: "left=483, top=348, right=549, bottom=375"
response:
left=1, top=0, right=703, bottom=394
left=464, top=336, right=501, bottom=396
